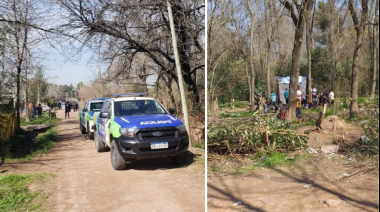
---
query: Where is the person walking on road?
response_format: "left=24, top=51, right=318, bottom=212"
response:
left=65, top=101, right=71, bottom=119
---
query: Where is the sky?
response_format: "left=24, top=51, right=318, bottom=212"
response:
left=42, top=47, right=100, bottom=87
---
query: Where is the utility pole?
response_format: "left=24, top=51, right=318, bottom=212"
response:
left=167, top=1, right=191, bottom=145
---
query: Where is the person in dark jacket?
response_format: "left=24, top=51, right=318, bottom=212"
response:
left=65, top=101, right=71, bottom=119
left=32, top=104, right=36, bottom=118
left=37, top=104, right=43, bottom=118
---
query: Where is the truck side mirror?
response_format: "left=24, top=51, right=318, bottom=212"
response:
left=168, top=108, right=175, bottom=115
left=99, top=112, right=111, bottom=118
left=82, top=108, right=88, bottom=112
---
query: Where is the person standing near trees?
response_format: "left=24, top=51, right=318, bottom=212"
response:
left=270, top=91, right=277, bottom=110
left=65, top=101, right=71, bottom=119
left=32, top=104, right=36, bottom=118
left=37, top=104, right=42, bottom=118
left=311, top=85, right=318, bottom=107
left=329, top=89, right=335, bottom=106
left=284, top=88, right=289, bottom=105
left=296, top=86, right=302, bottom=108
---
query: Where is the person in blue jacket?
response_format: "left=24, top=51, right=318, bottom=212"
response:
left=270, top=92, right=277, bottom=109
left=284, top=88, right=289, bottom=105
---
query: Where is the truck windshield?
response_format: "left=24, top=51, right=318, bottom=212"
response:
left=90, top=102, right=104, bottom=111
left=114, top=100, right=167, bottom=116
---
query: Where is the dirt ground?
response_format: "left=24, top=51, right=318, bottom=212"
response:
left=207, top=116, right=379, bottom=212
left=0, top=110, right=205, bottom=212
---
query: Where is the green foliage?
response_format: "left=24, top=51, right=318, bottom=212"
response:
left=20, top=113, right=58, bottom=126
left=257, top=151, right=311, bottom=168
left=192, top=142, right=205, bottom=149
left=208, top=114, right=308, bottom=155
left=209, top=166, right=221, bottom=172
left=220, top=111, right=252, bottom=118
left=0, top=173, right=54, bottom=211
left=7, top=127, right=57, bottom=161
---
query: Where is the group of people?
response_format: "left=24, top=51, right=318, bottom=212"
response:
left=31, top=104, right=43, bottom=118
left=284, top=86, right=335, bottom=108
left=247, top=85, right=335, bottom=113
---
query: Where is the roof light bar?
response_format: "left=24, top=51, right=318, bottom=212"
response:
left=111, top=93, right=148, bottom=97
left=91, top=98, right=109, bottom=101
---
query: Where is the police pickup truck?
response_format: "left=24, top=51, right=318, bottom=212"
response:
left=93, top=93, right=189, bottom=170
left=79, top=98, right=109, bottom=139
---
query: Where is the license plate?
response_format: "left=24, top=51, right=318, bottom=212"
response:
left=151, top=142, right=168, bottom=149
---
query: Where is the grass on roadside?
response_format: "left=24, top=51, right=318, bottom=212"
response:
left=7, top=127, right=58, bottom=161
left=0, top=173, right=55, bottom=212
left=20, top=113, right=58, bottom=127
left=192, top=142, right=205, bottom=149
left=208, top=151, right=312, bottom=175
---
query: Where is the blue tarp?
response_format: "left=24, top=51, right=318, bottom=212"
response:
left=280, top=76, right=303, bottom=84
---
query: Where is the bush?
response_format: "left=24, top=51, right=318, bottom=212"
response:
left=208, top=113, right=308, bottom=155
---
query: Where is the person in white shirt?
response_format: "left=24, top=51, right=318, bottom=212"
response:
left=311, top=85, right=318, bottom=107
left=296, top=86, right=302, bottom=107
left=329, top=89, right=335, bottom=106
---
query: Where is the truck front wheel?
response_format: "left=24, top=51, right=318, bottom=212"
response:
left=170, top=151, right=190, bottom=165
left=80, top=122, right=86, bottom=134
left=94, top=131, right=105, bottom=152
left=110, top=140, right=127, bottom=170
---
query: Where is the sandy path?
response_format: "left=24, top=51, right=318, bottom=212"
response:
left=1, top=110, right=205, bottom=212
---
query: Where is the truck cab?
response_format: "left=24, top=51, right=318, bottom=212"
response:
left=79, top=98, right=109, bottom=139
left=93, top=93, right=189, bottom=170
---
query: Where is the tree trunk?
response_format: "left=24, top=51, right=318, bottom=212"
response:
left=370, top=0, right=379, bottom=100
left=306, top=2, right=315, bottom=102
left=286, top=25, right=305, bottom=121
left=281, top=0, right=314, bottom=122
left=245, top=61, right=252, bottom=103
left=245, top=0, right=256, bottom=111
left=348, top=0, right=368, bottom=118
left=24, top=82, right=30, bottom=122
left=16, top=66, right=21, bottom=130
left=250, top=18, right=256, bottom=111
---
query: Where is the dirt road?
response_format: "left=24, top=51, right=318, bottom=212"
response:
left=1, top=110, right=205, bottom=212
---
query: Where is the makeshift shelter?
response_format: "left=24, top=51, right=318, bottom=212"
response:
left=274, top=76, right=308, bottom=104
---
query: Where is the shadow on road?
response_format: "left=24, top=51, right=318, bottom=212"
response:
left=207, top=158, right=379, bottom=212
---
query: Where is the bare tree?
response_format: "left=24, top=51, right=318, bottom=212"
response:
left=55, top=0, right=204, bottom=109
left=369, top=0, right=379, bottom=100
left=279, top=0, right=315, bottom=121
left=306, top=1, right=315, bottom=102
left=245, top=0, right=257, bottom=110
left=348, top=0, right=369, bottom=118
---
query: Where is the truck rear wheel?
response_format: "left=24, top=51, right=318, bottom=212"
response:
left=80, top=122, right=86, bottom=134
left=110, top=140, right=127, bottom=170
left=94, top=131, right=105, bottom=152
left=87, top=123, right=94, bottom=139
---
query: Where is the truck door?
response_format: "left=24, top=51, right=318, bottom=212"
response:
left=103, top=101, right=112, bottom=147
left=81, top=102, right=88, bottom=127
left=98, top=101, right=112, bottom=147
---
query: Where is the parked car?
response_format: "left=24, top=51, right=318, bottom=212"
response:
left=42, top=105, right=50, bottom=112
left=93, top=93, right=189, bottom=170
left=79, top=98, right=109, bottom=139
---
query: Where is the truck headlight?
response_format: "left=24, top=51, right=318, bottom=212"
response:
left=120, top=128, right=137, bottom=137
left=176, top=125, right=187, bottom=133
